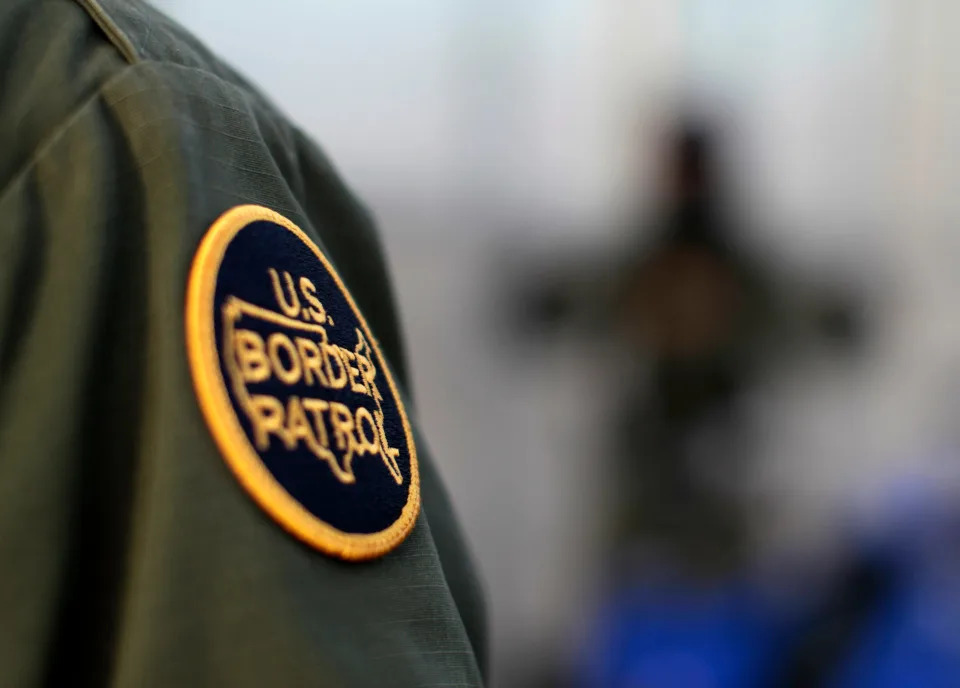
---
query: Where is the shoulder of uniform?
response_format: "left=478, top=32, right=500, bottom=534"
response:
left=0, top=0, right=131, bottom=194
left=73, top=1, right=306, bottom=149
left=0, top=0, right=276, bottom=197
left=75, top=0, right=265, bottom=94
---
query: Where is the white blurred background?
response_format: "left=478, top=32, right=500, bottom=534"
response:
left=162, top=1, right=959, bottom=685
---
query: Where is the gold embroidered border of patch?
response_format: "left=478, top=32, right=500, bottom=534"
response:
left=185, top=204, right=420, bottom=560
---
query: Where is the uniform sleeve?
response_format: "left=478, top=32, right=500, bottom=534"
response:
left=1, top=52, right=486, bottom=688
left=1, top=0, right=488, bottom=681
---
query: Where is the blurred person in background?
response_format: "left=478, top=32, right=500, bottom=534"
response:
left=606, top=123, right=769, bottom=573
left=567, top=121, right=960, bottom=687
left=515, top=119, right=861, bottom=574
left=564, top=118, right=960, bottom=688
left=0, top=1, right=485, bottom=686
left=509, top=116, right=878, bottom=687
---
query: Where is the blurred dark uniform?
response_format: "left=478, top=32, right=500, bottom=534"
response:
left=0, top=1, right=485, bottom=686
left=610, top=127, right=860, bottom=573
left=610, top=128, right=769, bottom=571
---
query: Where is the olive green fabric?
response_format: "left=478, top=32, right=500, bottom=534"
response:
left=0, top=1, right=486, bottom=685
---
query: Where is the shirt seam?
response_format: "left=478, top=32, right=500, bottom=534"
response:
left=73, top=0, right=141, bottom=65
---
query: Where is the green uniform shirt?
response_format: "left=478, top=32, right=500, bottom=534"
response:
left=0, top=1, right=486, bottom=686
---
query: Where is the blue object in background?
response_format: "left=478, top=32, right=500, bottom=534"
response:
left=578, top=576, right=796, bottom=688
left=831, top=583, right=960, bottom=688
left=831, top=481, right=960, bottom=688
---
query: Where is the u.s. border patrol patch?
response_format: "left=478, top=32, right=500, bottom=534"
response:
left=185, top=205, right=419, bottom=561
